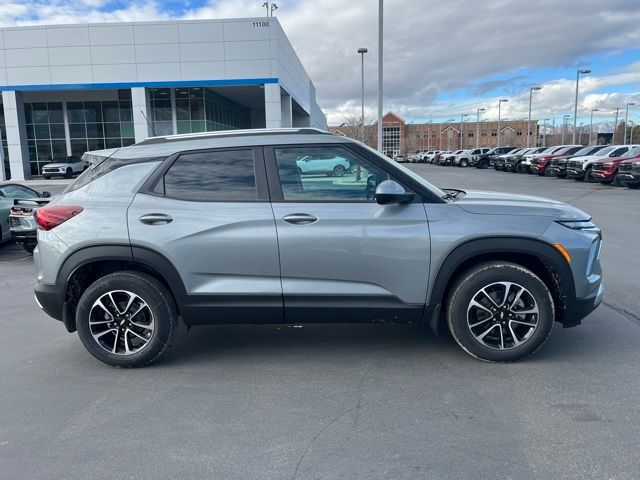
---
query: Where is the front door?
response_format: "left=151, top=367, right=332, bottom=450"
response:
left=266, top=144, right=430, bottom=324
left=127, top=147, right=282, bottom=325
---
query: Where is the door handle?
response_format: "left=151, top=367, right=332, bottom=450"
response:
left=282, top=213, right=318, bottom=225
left=139, top=213, right=174, bottom=225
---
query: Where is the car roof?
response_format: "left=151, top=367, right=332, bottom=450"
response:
left=88, top=128, right=353, bottom=160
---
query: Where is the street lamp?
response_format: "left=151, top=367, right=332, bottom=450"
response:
left=542, top=118, right=550, bottom=147
left=459, top=114, right=468, bottom=149
left=613, top=107, right=621, bottom=144
left=624, top=102, right=635, bottom=145
left=527, top=86, right=542, bottom=147
left=425, top=120, right=432, bottom=150
left=573, top=69, right=591, bottom=143
left=357, top=48, right=368, bottom=142
left=589, top=109, right=599, bottom=146
left=270, top=3, right=278, bottom=16
left=561, top=114, right=571, bottom=144
left=476, top=108, right=485, bottom=147
left=377, top=0, right=383, bottom=153
left=497, top=99, right=508, bottom=147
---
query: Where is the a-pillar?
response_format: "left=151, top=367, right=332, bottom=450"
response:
left=1, top=91, right=30, bottom=180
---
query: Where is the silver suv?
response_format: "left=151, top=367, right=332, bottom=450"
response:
left=33, top=128, right=604, bottom=367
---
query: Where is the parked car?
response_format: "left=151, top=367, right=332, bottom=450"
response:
left=393, top=154, right=407, bottom=163
left=297, top=155, right=351, bottom=177
left=41, top=155, right=88, bottom=179
left=591, top=146, right=640, bottom=186
left=471, top=147, right=516, bottom=169
left=530, top=146, right=584, bottom=176
left=494, top=148, right=525, bottom=170
left=439, top=150, right=464, bottom=166
left=431, top=151, right=451, bottom=164
left=519, top=146, right=566, bottom=173
left=10, top=197, right=51, bottom=253
left=566, top=145, right=632, bottom=182
left=0, top=183, right=50, bottom=245
left=454, top=148, right=491, bottom=167
left=504, top=147, right=545, bottom=172
left=617, top=154, right=640, bottom=188
left=419, top=151, right=437, bottom=162
left=33, top=128, right=602, bottom=367
left=549, top=145, right=607, bottom=178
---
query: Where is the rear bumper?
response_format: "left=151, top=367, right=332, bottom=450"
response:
left=34, top=281, right=64, bottom=322
left=11, top=229, right=37, bottom=245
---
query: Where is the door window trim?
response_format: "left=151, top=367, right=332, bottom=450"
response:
left=138, top=145, right=270, bottom=202
left=263, top=143, right=432, bottom=203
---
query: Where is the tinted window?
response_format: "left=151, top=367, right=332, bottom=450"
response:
left=162, top=150, right=256, bottom=202
left=0, top=185, right=37, bottom=199
left=274, top=146, right=390, bottom=201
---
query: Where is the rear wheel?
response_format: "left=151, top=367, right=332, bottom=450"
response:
left=331, top=164, right=346, bottom=177
left=447, top=262, right=554, bottom=362
left=460, top=159, right=469, bottom=168
left=64, top=167, right=73, bottom=178
left=76, top=271, right=178, bottom=368
left=23, top=244, right=35, bottom=254
left=43, top=175, right=51, bottom=180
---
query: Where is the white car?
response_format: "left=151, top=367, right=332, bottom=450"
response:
left=453, top=148, right=491, bottom=167
left=296, top=155, right=351, bottom=177
left=566, top=145, right=635, bottom=181
left=41, top=156, right=88, bottom=179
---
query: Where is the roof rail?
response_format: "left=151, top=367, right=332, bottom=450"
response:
left=136, top=127, right=331, bottom=145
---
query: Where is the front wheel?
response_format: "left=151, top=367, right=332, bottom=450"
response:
left=76, top=271, right=178, bottom=368
left=447, top=262, right=554, bottom=362
left=64, top=167, right=73, bottom=178
left=611, top=171, right=622, bottom=187
left=584, top=168, right=595, bottom=183
left=43, top=175, right=51, bottom=180
left=459, top=159, right=468, bottom=168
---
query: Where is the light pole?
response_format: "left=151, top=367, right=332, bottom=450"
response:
left=542, top=118, right=550, bottom=147
left=527, top=86, right=542, bottom=147
left=573, top=69, right=591, bottom=144
left=624, top=102, right=635, bottom=145
left=561, top=115, right=571, bottom=144
left=497, top=99, right=508, bottom=147
left=613, top=107, right=621, bottom=144
left=589, top=109, right=598, bottom=145
left=270, top=3, right=278, bottom=15
left=262, top=2, right=269, bottom=16
left=377, top=0, right=383, bottom=153
left=357, top=48, right=368, bottom=142
left=425, top=120, right=432, bottom=150
left=476, top=108, right=485, bottom=147
left=459, top=114, right=468, bottom=149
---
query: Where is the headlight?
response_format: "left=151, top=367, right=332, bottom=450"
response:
left=556, top=220, right=598, bottom=230
left=603, top=162, right=614, bottom=167
left=472, top=156, right=478, bottom=160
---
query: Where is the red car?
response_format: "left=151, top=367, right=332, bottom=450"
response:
left=595, top=146, right=640, bottom=187
left=530, top=146, right=583, bottom=176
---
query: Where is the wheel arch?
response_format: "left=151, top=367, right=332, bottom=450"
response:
left=424, top=237, right=576, bottom=333
left=58, top=244, right=186, bottom=332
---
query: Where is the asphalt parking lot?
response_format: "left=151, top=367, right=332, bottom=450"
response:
left=1, top=170, right=639, bottom=480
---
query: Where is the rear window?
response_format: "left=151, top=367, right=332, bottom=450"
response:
left=63, top=153, right=163, bottom=194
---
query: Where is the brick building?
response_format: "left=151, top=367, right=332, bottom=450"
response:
left=330, top=112, right=539, bottom=158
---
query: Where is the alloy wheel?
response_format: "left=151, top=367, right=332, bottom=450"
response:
left=89, top=290, right=155, bottom=355
left=466, top=282, right=539, bottom=350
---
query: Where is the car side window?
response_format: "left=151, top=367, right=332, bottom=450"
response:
left=273, top=146, right=390, bottom=201
left=612, top=148, right=627, bottom=157
left=160, top=149, right=257, bottom=202
left=0, top=185, right=36, bottom=199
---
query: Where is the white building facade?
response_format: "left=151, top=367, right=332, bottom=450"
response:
left=0, top=18, right=326, bottom=180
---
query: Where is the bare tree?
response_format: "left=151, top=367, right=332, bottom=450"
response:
left=340, top=113, right=376, bottom=146
left=403, top=131, right=420, bottom=155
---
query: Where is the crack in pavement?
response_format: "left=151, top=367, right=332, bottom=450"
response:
left=602, top=301, right=640, bottom=326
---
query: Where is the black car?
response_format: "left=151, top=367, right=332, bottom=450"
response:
left=471, top=147, right=516, bottom=169
left=549, top=145, right=606, bottom=178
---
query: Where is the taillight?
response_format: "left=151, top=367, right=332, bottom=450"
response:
left=35, top=205, right=83, bottom=231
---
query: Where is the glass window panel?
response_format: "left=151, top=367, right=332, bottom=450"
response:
left=85, top=122, right=103, bottom=139
left=36, top=140, right=52, bottom=161
left=105, top=138, right=122, bottom=149
left=49, top=124, right=65, bottom=139
left=51, top=140, right=67, bottom=157
left=190, top=98, right=204, bottom=120
left=190, top=120, right=205, bottom=133
left=120, top=122, right=134, bottom=138
left=84, top=102, right=102, bottom=123
left=67, top=102, right=85, bottom=123
left=34, top=124, right=50, bottom=140
left=176, top=99, right=190, bottom=121
left=32, top=103, right=49, bottom=123
left=274, top=146, right=391, bottom=201
left=102, top=101, right=119, bottom=122
left=122, top=138, right=135, bottom=147
left=71, top=139, right=88, bottom=157
left=26, top=124, right=35, bottom=140
left=119, top=102, right=133, bottom=122
left=163, top=150, right=257, bottom=202
left=87, top=138, right=105, bottom=151
left=154, top=121, right=173, bottom=136
left=177, top=120, right=191, bottom=134
left=69, top=123, right=86, bottom=139
left=24, top=104, right=33, bottom=124
left=118, top=89, right=132, bottom=101
left=48, top=103, right=63, bottom=123
left=104, top=123, right=121, bottom=138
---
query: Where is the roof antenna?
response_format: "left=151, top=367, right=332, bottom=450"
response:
left=140, top=110, right=157, bottom=136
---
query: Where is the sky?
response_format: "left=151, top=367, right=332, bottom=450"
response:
left=1, top=0, right=640, bottom=127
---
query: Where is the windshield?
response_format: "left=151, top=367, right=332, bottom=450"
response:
left=621, top=146, right=640, bottom=158
left=573, top=146, right=600, bottom=156
left=593, top=146, right=615, bottom=156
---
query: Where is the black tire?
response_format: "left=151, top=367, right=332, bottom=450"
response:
left=514, top=162, right=523, bottom=173
left=624, top=182, right=640, bottom=189
left=584, top=168, right=595, bottom=183
left=64, top=168, right=73, bottom=178
left=43, top=175, right=51, bottom=180
left=23, top=244, right=35, bottom=254
left=76, top=271, right=178, bottom=368
left=331, top=164, right=346, bottom=177
left=477, top=160, right=489, bottom=169
left=460, top=159, right=468, bottom=168
left=446, top=261, right=554, bottom=362
left=611, top=171, right=622, bottom=187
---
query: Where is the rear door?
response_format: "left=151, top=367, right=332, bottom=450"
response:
left=266, top=144, right=430, bottom=324
left=127, top=147, right=282, bottom=325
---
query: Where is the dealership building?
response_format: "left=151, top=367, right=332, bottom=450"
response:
left=0, top=18, right=326, bottom=180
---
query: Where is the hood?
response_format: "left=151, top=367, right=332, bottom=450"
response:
left=44, top=162, right=72, bottom=168
left=567, top=154, right=603, bottom=163
left=454, top=190, right=590, bottom=220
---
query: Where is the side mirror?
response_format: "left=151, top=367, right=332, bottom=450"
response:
left=375, top=180, right=414, bottom=205
left=42, top=191, right=51, bottom=198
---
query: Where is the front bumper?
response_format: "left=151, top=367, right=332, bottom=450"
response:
left=570, top=283, right=604, bottom=326
left=549, top=165, right=567, bottom=176
left=11, top=229, right=37, bottom=246
left=618, top=172, right=640, bottom=183
left=566, top=169, right=585, bottom=179
left=591, top=171, right=613, bottom=181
